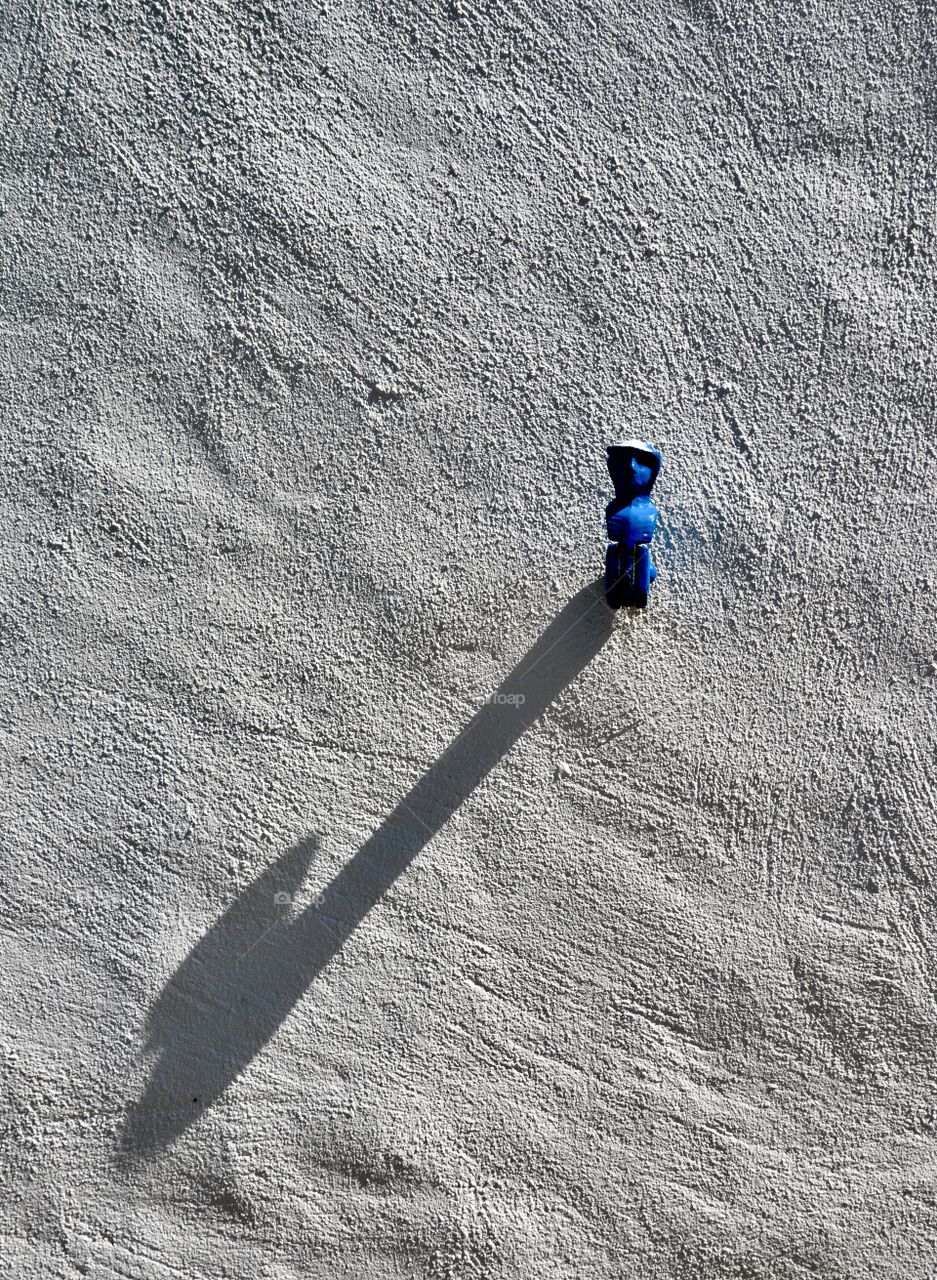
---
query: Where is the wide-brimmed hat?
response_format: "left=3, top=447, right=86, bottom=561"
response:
left=607, top=441, right=662, bottom=486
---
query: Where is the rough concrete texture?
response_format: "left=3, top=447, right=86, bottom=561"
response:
left=2, top=0, right=937, bottom=1275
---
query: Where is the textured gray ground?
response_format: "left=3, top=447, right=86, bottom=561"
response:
left=2, top=0, right=937, bottom=1275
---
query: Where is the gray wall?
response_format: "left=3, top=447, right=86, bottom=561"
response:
left=2, top=0, right=936, bottom=1275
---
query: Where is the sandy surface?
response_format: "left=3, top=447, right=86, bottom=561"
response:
left=2, top=0, right=937, bottom=1275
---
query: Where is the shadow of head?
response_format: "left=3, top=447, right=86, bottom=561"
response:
left=120, top=579, right=613, bottom=1156
left=119, top=835, right=321, bottom=1157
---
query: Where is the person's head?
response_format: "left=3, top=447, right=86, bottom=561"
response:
left=607, top=441, right=661, bottom=498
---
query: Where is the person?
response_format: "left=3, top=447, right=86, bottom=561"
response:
left=605, top=440, right=662, bottom=609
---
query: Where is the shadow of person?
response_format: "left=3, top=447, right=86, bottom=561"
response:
left=121, top=579, right=614, bottom=1155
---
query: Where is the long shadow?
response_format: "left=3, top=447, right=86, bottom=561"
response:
left=121, top=580, right=614, bottom=1154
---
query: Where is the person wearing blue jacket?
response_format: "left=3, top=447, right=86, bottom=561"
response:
left=605, top=441, right=662, bottom=609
